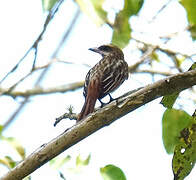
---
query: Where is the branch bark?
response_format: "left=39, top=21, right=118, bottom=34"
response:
left=0, top=82, right=84, bottom=97
left=1, top=69, right=196, bottom=180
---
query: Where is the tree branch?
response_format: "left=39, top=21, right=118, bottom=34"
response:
left=0, top=67, right=173, bottom=98
left=132, top=35, right=195, bottom=58
left=0, top=0, right=64, bottom=85
left=0, top=82, right=84, bottom=98
left=135, top=69, right=173, bottom=76
left=128, top=46, right=155, bottom=73
left=1, top=69, right=196, bottom=180
left=1, top=4, right=80, bottom=131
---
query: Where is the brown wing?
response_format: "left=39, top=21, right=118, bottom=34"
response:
left=99, top=59, right=128, bottom=98
left=83, top=69, right=91, bottom=98
left=83, top=57, right=128, bottom=99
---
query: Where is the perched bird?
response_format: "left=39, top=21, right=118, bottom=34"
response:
left=77, top=44, right=128, bottom=122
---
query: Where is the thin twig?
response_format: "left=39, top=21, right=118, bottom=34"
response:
left=2, top=1, right=67, bottom=131
left=3, top=99, right=29, bottom=130
left=0, top=48, right=32, bottom=84
left=132, top=35, right=195, bottom=58
left=0, top=9, right=53, bottom=84
left=149, top=0, right=174, bottom=22
left=35, top=6, right=80, bottom=85
left=128, top=46, right=156, bottom=73
left=57, top=58, right=91, bottom=68
left=135, top=69, right=173, bottom=76
left=54, top=112, right=77, bottom=126
left=0, top=81, right=84, bottom=98
left=0, top=63, right=52, bottom=96
left=52, top=6, right=81, bottom=58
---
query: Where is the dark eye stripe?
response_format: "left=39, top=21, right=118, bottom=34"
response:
left=98, top=45, right=112, bottom=51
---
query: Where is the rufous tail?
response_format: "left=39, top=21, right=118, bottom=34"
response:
left=77, top=96, right=97, bottom=121
left=77, top=81, right=99, bottom=122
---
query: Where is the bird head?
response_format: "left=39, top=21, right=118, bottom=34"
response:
left=89, top=44, right=124, bottom=58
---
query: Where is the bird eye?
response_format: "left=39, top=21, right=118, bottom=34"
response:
left=98, top=45, right=111, bottom=51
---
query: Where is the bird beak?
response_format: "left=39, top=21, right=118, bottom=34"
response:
left=88, top=47, right=100, bottom=54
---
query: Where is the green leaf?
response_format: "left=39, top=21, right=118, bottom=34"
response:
left=151, top=52, right=160, bottom=62
left=76, top=0, right=107, bottom=26
left=172, top=113, right=196, bottom=180
left=161, top=62, right=196, bottom=108
left=124, top=0, right=144, bottom=16
left=76, top=154, right=91, bottom=167
left=0, top=156, right=16, bottom=169
left=189, top=25, right=196, bottom=40
left=179, top=0, right=196, bottom=24
left=162, top=109, right=192, bottom=154
left=3, top=137, right=26, bottom=159
left=0, top=125, right=3, bottom=135
left=161, top=92, right=180, bottom=108
left=100, top=164, right=126, bottom=180
left=189, top=62, right=196, bottom=70
left=176, top=56, right=186, bottom=67
left=179, top=0, right=196, bottom=39
left=42, top=0, right=59, bottom=11
left=173, top=140, right=196, bottom=180
left=112, top=0, right=144, bottom=48
left=112, top=15, right=131, bottom=49
left=90, top=0, right=107, bottom=22
left=50, top=155, right=71, bottom=169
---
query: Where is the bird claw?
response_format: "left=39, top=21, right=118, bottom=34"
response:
left=98, top=99, right=107, bottom=108
left=99, top=94, right=116, bottom=108
left=108, top=94, right=115, bottom=102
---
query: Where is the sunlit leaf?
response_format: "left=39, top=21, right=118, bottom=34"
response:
left=172, top=112, right=196, bottom=180
left=189, top=25, right=196, bottom=40
left=42, top=0, right=58, bottom=11
left=179, top=0, right=196, bottom=39
left=3, top=137, right=26, bottom=159
left=0, top=125, right=3, bottom=135
left=112, top=14, right=131, bottom=49
left=189, top=62, right=196, bottom=70
left=112, top=0, right=144, bottom=48
left=162, top=109, right=192, bottom=154
left=90, top=0, right=107, bottom=22
left=76, top=154, right=90, bottom=167
left=76, top=0, right=107, bottom=26
left=124, top=0, right=144, bottom=16
left=161, top=62, right=196, bottom=109
left=100, top=164, right=126, bottom=180
left=0, top=156, right=16, bottom=169
left=179, top=0, right=196, bottom=24
left=151, top=52, right=160, bottom=62
left=50, top=155, right=71, bottom=169
left=176, top=55, right=186, bottom=67
left=161, top=92, right=180, bottom=108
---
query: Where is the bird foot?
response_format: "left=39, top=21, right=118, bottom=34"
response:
left=108, top=94, right=115, bottom=102
left=98, top=99, right=107, bottom=108
left=99, top=94, right=116, bottom=108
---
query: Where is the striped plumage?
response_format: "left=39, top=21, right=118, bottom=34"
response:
left=77, top=44, right=128, bottom=122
